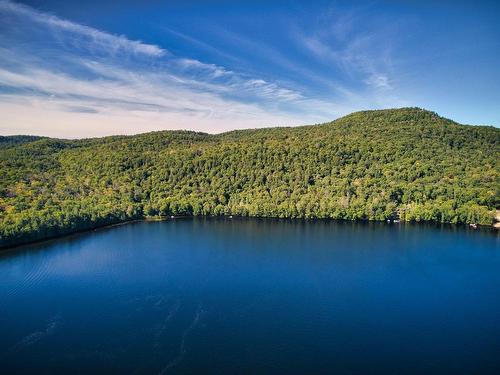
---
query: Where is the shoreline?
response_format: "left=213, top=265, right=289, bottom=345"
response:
left=1, top=215, right=498, bottom=253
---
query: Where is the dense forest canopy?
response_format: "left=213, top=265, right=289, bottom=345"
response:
left=1, top=108, right=499, bottom=247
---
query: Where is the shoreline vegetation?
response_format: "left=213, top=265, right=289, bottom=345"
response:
left=1, top=215, right=497, bottom=252
left=1, top=108, right=499, bottom=248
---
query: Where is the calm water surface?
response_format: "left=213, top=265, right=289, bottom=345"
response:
left=0, top=219, right=499, bottom=374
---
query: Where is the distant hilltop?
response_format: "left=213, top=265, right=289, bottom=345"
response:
left=1, top=107, right=499, bottom=247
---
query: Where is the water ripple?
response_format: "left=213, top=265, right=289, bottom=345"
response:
left=158, top=303, right=204, bottom=374
left=6, top=313, right=61, bottom=355
left=154, top=300, right=181, bottom=348
left=2, top=255, right=51, bottom=300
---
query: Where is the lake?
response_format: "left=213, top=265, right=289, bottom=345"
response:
left=0, top=218, right=499, bottom=374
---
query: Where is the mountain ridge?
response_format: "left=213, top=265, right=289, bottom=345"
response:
left=1, top=108, right=497, bottom=143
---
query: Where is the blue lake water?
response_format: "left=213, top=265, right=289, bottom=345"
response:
left=0, top=218, right=499, bottom=374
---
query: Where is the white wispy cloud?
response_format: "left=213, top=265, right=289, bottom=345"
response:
left=293, top=3, right=398, bottom=95
left=0, top=0, right=166, bottom=57
left=161, top=26, right=241, bottom=65
left=204, top=18, right=404, bottom=110
left=299, top=33, right=394, bottom=91
left=364, top=74, right=391, bottom=89
left=205, top=26, right=358, bottom=99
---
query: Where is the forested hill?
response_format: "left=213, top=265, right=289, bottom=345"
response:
left=0, top=135, right=45, bottom=149
left=1, top=107, right=499, bottom=247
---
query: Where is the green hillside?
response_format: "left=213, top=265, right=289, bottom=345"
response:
left=1, top=108, right=499, bottom=247
left=0, top=135, right=45, bottom=149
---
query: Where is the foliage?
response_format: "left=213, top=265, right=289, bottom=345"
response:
left=0, top=135, right=45, bottom=149
left=1, top=108, right=499, bottom=247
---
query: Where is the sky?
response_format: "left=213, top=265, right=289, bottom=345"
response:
left=0, top=0, right=499, bottom=138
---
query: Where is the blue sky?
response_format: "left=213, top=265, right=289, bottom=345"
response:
left=0, top=0, right=499, bottom=137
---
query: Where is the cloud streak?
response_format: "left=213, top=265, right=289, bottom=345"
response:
left=298, top=30, right=393, bottom=91
left=284, top=2, right=402, bottom=97
left=0, top=0, right=166, bottom=57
